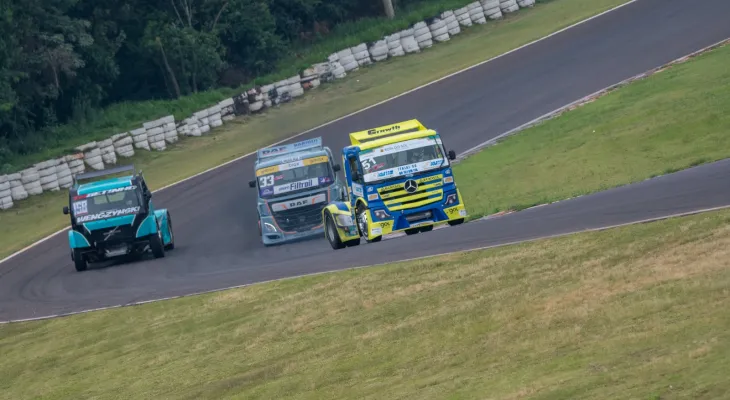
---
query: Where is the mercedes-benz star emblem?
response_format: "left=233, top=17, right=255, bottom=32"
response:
left=404, top=179, right=418, bottom=194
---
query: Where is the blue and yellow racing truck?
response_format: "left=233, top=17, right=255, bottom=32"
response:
left=322, top=119, right=467, bottom=249
left=248, top=137, right=347, bottom=246
left=62, top=164, right=175, bottom=271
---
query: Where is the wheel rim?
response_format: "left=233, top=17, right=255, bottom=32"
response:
left=358, top=211, right=368, bottom=238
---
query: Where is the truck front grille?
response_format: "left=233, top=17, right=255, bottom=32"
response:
left=272, top=203, right=325, bottom=232
left=88, top=225, right=137, bottom=245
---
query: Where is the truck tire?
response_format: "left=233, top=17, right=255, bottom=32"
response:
left=73, top=249, right=87, bottom=272
left=325, top=212, right=346, bottom=250
left=164, top=213, right=175, bottom=250
left=150, top=229, right=166, bottom=258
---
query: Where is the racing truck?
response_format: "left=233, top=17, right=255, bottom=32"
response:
left=248, top=137, right=347, bottom=246
left=321, top=119, right=467, bottom=250
left=62, top=164, right=175, bottom=271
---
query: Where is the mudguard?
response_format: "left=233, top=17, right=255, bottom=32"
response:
left=68, top=230, right=91, bottom=249
left=155, top=209, right=173, bottom=246
left=322, top=201, right=360, bottom=244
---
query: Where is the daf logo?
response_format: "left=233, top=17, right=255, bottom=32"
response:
left=404, top=179, right=418, bottom=194
left=103, top=226, right=120, bottom=241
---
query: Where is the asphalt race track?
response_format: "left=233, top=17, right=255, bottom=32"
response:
left=2, top=0, right=730, bottom=322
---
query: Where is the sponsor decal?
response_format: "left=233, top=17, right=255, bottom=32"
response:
left=367, top=193, right=379, bottom=201
left=76, top=206, right=140, bottom=223
left=459, top=209, right=467, bottom=217
left=260, top=187, right=274, bottom=196
left=259, top=175, right=275, bottom=187
left=271, top=193, right=327, bottom=212
left=259, top=138, right=322, bottom=157
left=352, top=183, right=364, bottom=197
left=367, top=125, right=401, bottom=136
left=363, top=159, right=446, bottom=183
left=273, top=178, right=319, bottom=195
left=73, top=200, right=88, bottom=215
left=255, top=155, right=330, bottom=177
left=371, top=227, right=382, bottom=235
left=77, top=185, right=137, bottom=199
left=403, top=179, right=418, bottom=194
left=318, top=176, right=333, bottom=185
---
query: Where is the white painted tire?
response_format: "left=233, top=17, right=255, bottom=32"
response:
left=0, top=188, right=10, bottom=198
left=429, top=20, right=447, bottom=31
left=102, top=152, right=117, bottom=165
left=0, top=197, right=13, bottom=210
left=414, top=26, right=430, bottom=37
left=25, top=181, right=43, bottom=196
left=21, top=170, right=40, bottom=184
left=400, top=35, right=420, bottom=53
left=434, top=33, right=450, bottom=42
left=431, top=25, right=449, bottom=37
left=454, top=7, right=469, bottom=16
left=11, top=186, right=28, bottom=201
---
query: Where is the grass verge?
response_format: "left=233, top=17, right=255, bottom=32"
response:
left=3, top=207, right=730, bottom=399
left=453, top=40, right=730, bottom=219
left=0, top=0, right=631, bottom=259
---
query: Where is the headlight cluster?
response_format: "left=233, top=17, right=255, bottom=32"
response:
left=335, top=214, right=354, bottom=226
left=445, top=193, right=458, bottom=206
left=263, top=222, right=277, bottom=233
left=443, top=176, right=454, bottom=184
left=373, top=209, right=390, bottom=220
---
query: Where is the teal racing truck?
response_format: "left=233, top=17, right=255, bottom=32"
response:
left=63, top=164, right=175, bottom=271
left=248, top=137, right=347, bottom=246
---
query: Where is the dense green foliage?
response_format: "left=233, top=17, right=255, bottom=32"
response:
left=0, top=0, right=454, bottom=170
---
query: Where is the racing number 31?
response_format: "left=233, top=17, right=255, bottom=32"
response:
left=259, top=175, right=274, bottom=187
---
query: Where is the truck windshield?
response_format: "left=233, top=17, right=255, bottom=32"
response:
left=256, top=155, right=334, bottom=199
left=359, top=136, right=448, bottom=183
left=72, top=186, right=142, bottom=223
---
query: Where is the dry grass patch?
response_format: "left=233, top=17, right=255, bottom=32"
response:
left=3, top=209, right=730, bottom=399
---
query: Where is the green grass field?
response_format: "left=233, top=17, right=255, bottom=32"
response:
left=453, top=41, right=730, bottom=219
left=0, top=0, right=632, bottom=259
left=2, top=206, right=729, bottom=399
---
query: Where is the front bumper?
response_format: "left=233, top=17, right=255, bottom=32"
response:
left=259, top=218, right=325, bottom=245
left=366, top=189, right=467, bottom=238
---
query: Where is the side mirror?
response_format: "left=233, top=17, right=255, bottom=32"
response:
left=248, top=180, right=256, bottom=188
left=63, top=206, right=69, bottom=215
left=448, top=150, right=457, bottom=161
left=333, top=164, right=341, bottom=172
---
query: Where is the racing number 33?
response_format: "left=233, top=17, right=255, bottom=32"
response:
left=259, top=175, right=274, bottom=187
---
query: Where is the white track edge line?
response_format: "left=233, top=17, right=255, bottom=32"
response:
left=0, top=0, right=639, bottom=266
left=3, top=203, right=729, bottom=324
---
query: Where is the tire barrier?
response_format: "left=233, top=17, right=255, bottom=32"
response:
left=413, top=21, right=433, bottom=49
left=468, top=1, right=488, bottom=24
left=112, top=133, right=135, bottom=158
left=482, top=0, right=504, bottom=19
left=368, top=40, right=389, bottom=62
left=0, top=175, right=12, bottom=210
left=429, top=18, right=451, bottom=43
left=441, top=11, right=462, bottom=36
left=455, top=7, right=473, bottom=27
left=7, top=173, right=28, bottom=202
left=386, top=33, right=406, bottom=57
left=1, top=0, right=540, bottom=210
left=35, top=159, right=60, bottom=192
left=500, top=0, right=520, bottom=13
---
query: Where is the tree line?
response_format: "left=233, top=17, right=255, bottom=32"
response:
left=0, top=0, right=411, bottom=162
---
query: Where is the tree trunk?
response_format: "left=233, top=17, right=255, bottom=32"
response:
left=156, top=37, right=181, bottom=98
left=382, top=0, right=395, bottom=19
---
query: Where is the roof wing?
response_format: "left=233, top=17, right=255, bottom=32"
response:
left=348, top=119, right=427, bottom=145
left=257, top=137, right=323, bottom=160
left=73, top=164, right=136, bottom=185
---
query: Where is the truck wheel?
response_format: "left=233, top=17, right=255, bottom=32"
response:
left=420, top=225, right=434, bottom=233
left=150, top=229, right=166, bottom=258
left=448, top=218, right=465, bottom=226
left=164, top=214, right=175, bottom=250
left=357, top=207, right=381, bottom=243
left=325, top=212, right=346, bottom=250
left=73, top=249, right=87, bottom=272
left=405, top=228, right=419, bottom=235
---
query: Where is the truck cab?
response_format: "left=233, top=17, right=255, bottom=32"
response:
left=62, top=164, right=175, bottom=271
left=321, top=119, right=467, bottom=249
left=248, top=137, right=346, bottom=246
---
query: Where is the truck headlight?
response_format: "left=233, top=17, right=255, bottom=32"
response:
left=335, top=214, right=354, bottom=227
left=445, top=193, right=458, bottom=206
left=263, top=222, right=277, bottom=233
left=373, top=209, right=390, bottom=220
left=443, top=176, right=454, bottom=184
